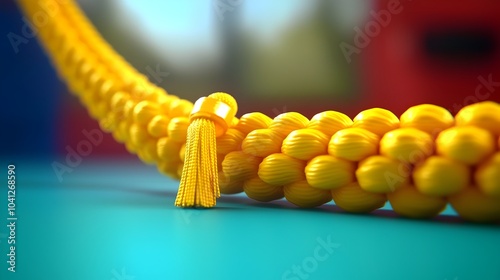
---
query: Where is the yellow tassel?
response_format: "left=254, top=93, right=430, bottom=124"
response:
left=175, top=92, right=238, bottom=207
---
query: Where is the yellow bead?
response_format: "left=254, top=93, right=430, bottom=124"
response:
left=150, top=87, right=168, bottom=101
left=380, top=127, right=433, bottom=164
left=413, top=156, right=469, bottom=196
left=331, top=182, right=386, bottom=213
left=221, top=151, right=261, bottom=185
left=167, top=117, right=189, bottom=143
left=305, top=155, right=355, bottom=190
left=243, top=177, right=284, bottom=202
left=87, top=68, right=106, bottom=102
left=353, top=108, right=399, bottom=137
left=328, top=128, right=379, bottom=161
left=109, top=91, right=130, bottom=117
left=218, top=172, right=244, bottom=194
left=129, top=123, right=149, bottom=147
left=157, top=137, right=182, bottom=162
left=72, top=58, right=93, bottom=95
left=216, top=128, right=245, bottom=155
left=157, top=158, right=181, bottom=179
left=282, top=129, right=329, bottom=161
left=235, top=112, right=272, bottom=135
left=220, top=146, right=258, bottom=194
left=475, top=153, right=500, bottom=197
left=455, top=101, right=500, bottom=136
left=258, top=153, right=306, bottom=186
left=129, top=78, right=154, bottom=101
left=284, top=180, right=332, bottom=208
left=142, top=88, right=163, bottom=104
left=242, top=129, right=283, bottom=157
left=169, top=98, right=193, bottom=118
left=270, top=112, right=309, bottom=138
left=137, top=139, right=159, bottom=164
left=117, top=120, right=132, bottom=141
left=449, top=187, right=500, bottom=222
left=387, top=184, right=446, bottom=218
left=98, top=79, right=118, bottom=103
left=147, top=115, right=170, bottom=138
left=122, top=99, right=137, bottom=123
left=307, top=111, right=353, bottom=138
left=436, top=126, right=495, bottom=165
left=158, top=94, right=180, bottom=115
left=400, top=104, right=454, bottom=137
left=133, top=100, right=160, bottom=125
left=356, top=155, right=409, bottom=193
left=68, top=53, right=86, bottom=80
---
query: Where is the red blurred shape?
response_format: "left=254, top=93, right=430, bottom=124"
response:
left=361, top=0, right=500, bottom=116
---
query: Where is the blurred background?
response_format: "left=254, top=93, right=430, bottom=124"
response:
left=1, top=0, right=500, bottom=159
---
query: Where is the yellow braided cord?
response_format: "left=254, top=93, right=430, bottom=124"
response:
left=17, top=0, right=500, bottom=222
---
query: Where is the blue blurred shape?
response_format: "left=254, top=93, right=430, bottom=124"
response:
left=0, top=0, right=63, bottom=158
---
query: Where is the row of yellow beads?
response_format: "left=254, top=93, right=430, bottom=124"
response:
left=19, top=0, right=500, bottom=222
left=217, top=102, right=500, bottom=222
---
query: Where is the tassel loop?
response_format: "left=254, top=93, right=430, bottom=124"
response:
left=175, top=92, right=238, bottom=207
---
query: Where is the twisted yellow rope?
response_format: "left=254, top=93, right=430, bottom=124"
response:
left=18, top=0, right=500, bottom=222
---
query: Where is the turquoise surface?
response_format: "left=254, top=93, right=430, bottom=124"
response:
left=0, top=159, right=499, bottom=280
